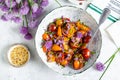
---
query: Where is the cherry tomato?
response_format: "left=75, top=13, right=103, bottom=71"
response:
left=73, top=54, right=84, bottom=70
left=82, top=48, right=91, bottom=60
left=83, top=35, right=91, bottom=43
left=48, top=23, right=57, bottom=32
left=65, top=53, right=73, bottom=61
left=73, top=60, right=84, bottom=70
left=42, top=33, right=50, bottom=40
left=55, top=52, right=65, bottom=64
left=42, top=45, right=47, bottom=53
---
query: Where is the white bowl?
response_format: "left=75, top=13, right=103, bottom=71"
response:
left=35, top=6, right=102, bottom=75
left=7, top=44, right=30, bottom=67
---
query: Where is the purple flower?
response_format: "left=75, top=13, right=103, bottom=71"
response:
left=95, top=62, right=105, bottom=71
left=20, top=26, right=28, bottom=35
left=1, top=5, right=9, bottom=12
left=4, top=12, right=14, bottom=20
left=40, top=0, right=49, bottom=7
left=1, top=15, right=8, bottom=21
left=28, top=20, right=39, bottom=28
left=5, top=0, right=16, bottom=8
left=32, top=7, right=43, bottom=18
left=45, top=40, right=53, bottom=50
left=11, top=16, right=22, bottom=23
left=20, top=5, right=29, bottom=15
left=0, top=0, right=2, bottom=2
left=32, top=3, right=38, bottom=13
left=24, top=33, right=33, bottom=40
left=12, top=6, right=19, bottom=13
left=77, top=32, right=83, bottom=38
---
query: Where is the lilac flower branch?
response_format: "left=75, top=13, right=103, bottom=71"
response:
left=0, top=0, right=49, bottom=40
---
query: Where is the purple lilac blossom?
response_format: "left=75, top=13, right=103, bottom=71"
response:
left=1, top=5, right=9, bottom=12
left=32, top=3, right=38, bottom=13
left=20, top=26, right=28, bottom=35
left=24, top=33, right=33, bottom=40
left=12, top=6, right=19, bottom=13
left=40, top=0, right=49, bottom=7
left=11, top=16, right=22, bottom=23
left=5, top=0, right=16, bottom=8
left=4, top=12, right=14, bottom=20
left=32, top=7, right=43, bottom=18
left=95, top=62, right=105, bottom=71
left=0, top=0, right=2, bottom=2
left=28, top=20, right=39, bottom=28
left=1, top=15, right=8, bottom=21
left=20, top=5, right=29, bottom=15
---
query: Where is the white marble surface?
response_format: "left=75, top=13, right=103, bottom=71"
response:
left=0, top=0, right=120, bottom=80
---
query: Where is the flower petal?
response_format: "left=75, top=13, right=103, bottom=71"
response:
left=20, top=5, right=29, bottom=15
left=32, top=3, right=38, bottom=13
left=95, top=62, right=105, bottom=71
left=24, top=33, right=33, bottom=40
left=20, top=26, right=28, bottom=35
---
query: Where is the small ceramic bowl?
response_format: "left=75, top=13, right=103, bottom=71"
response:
left=7, top=44, right=30, bottom=67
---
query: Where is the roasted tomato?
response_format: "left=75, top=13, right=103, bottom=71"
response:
left=55, top=52, right=65, bottom=64
left=42, top=33, right=50, bottom=40
left=52, top=44, right=62, bottom=51
left=48, top=23, right=57, bottom=32
left=82, top=48, right=91, bottom=60
left=42, top=45, right=47, bottom=53
left=73, top=54, right=84, bottom=70
left=83, top=35, right=91, bottom=43
left=64, top=53, right=73, bottom=61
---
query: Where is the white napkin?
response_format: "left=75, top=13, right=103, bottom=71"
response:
left=106, top=20, right=120, bottom=48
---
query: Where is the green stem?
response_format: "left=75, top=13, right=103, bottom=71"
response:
left=99, top=55, right=115, bottom=80
left=24, top=15, right=28, bottom=27
left=104, top=48, right=120, bottom=64
left=99, top=48, right=120, bottom=80
left=55, top=0, right=62, bottom=7
left=10, top=0, right=13, bottom=12
left=22, top=16, right=25, bottom=26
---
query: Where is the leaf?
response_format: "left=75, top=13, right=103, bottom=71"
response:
left=91, top=51, right=96, bottom=54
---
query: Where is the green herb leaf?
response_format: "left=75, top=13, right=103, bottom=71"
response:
left=91, top=51, right=96, bottom=54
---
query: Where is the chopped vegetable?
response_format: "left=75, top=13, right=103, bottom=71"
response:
left=56, top=19, right=63, bottom=26
left=57, top=26, right=62, bottom=36
left=42, top=33, right=50, bottom=40
left=42, top=17, right=92, bottom=70
left=52, top=44, right=62, bottom=51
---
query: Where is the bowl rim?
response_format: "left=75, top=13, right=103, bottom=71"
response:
left=35, top=6, right=102, bottom=75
